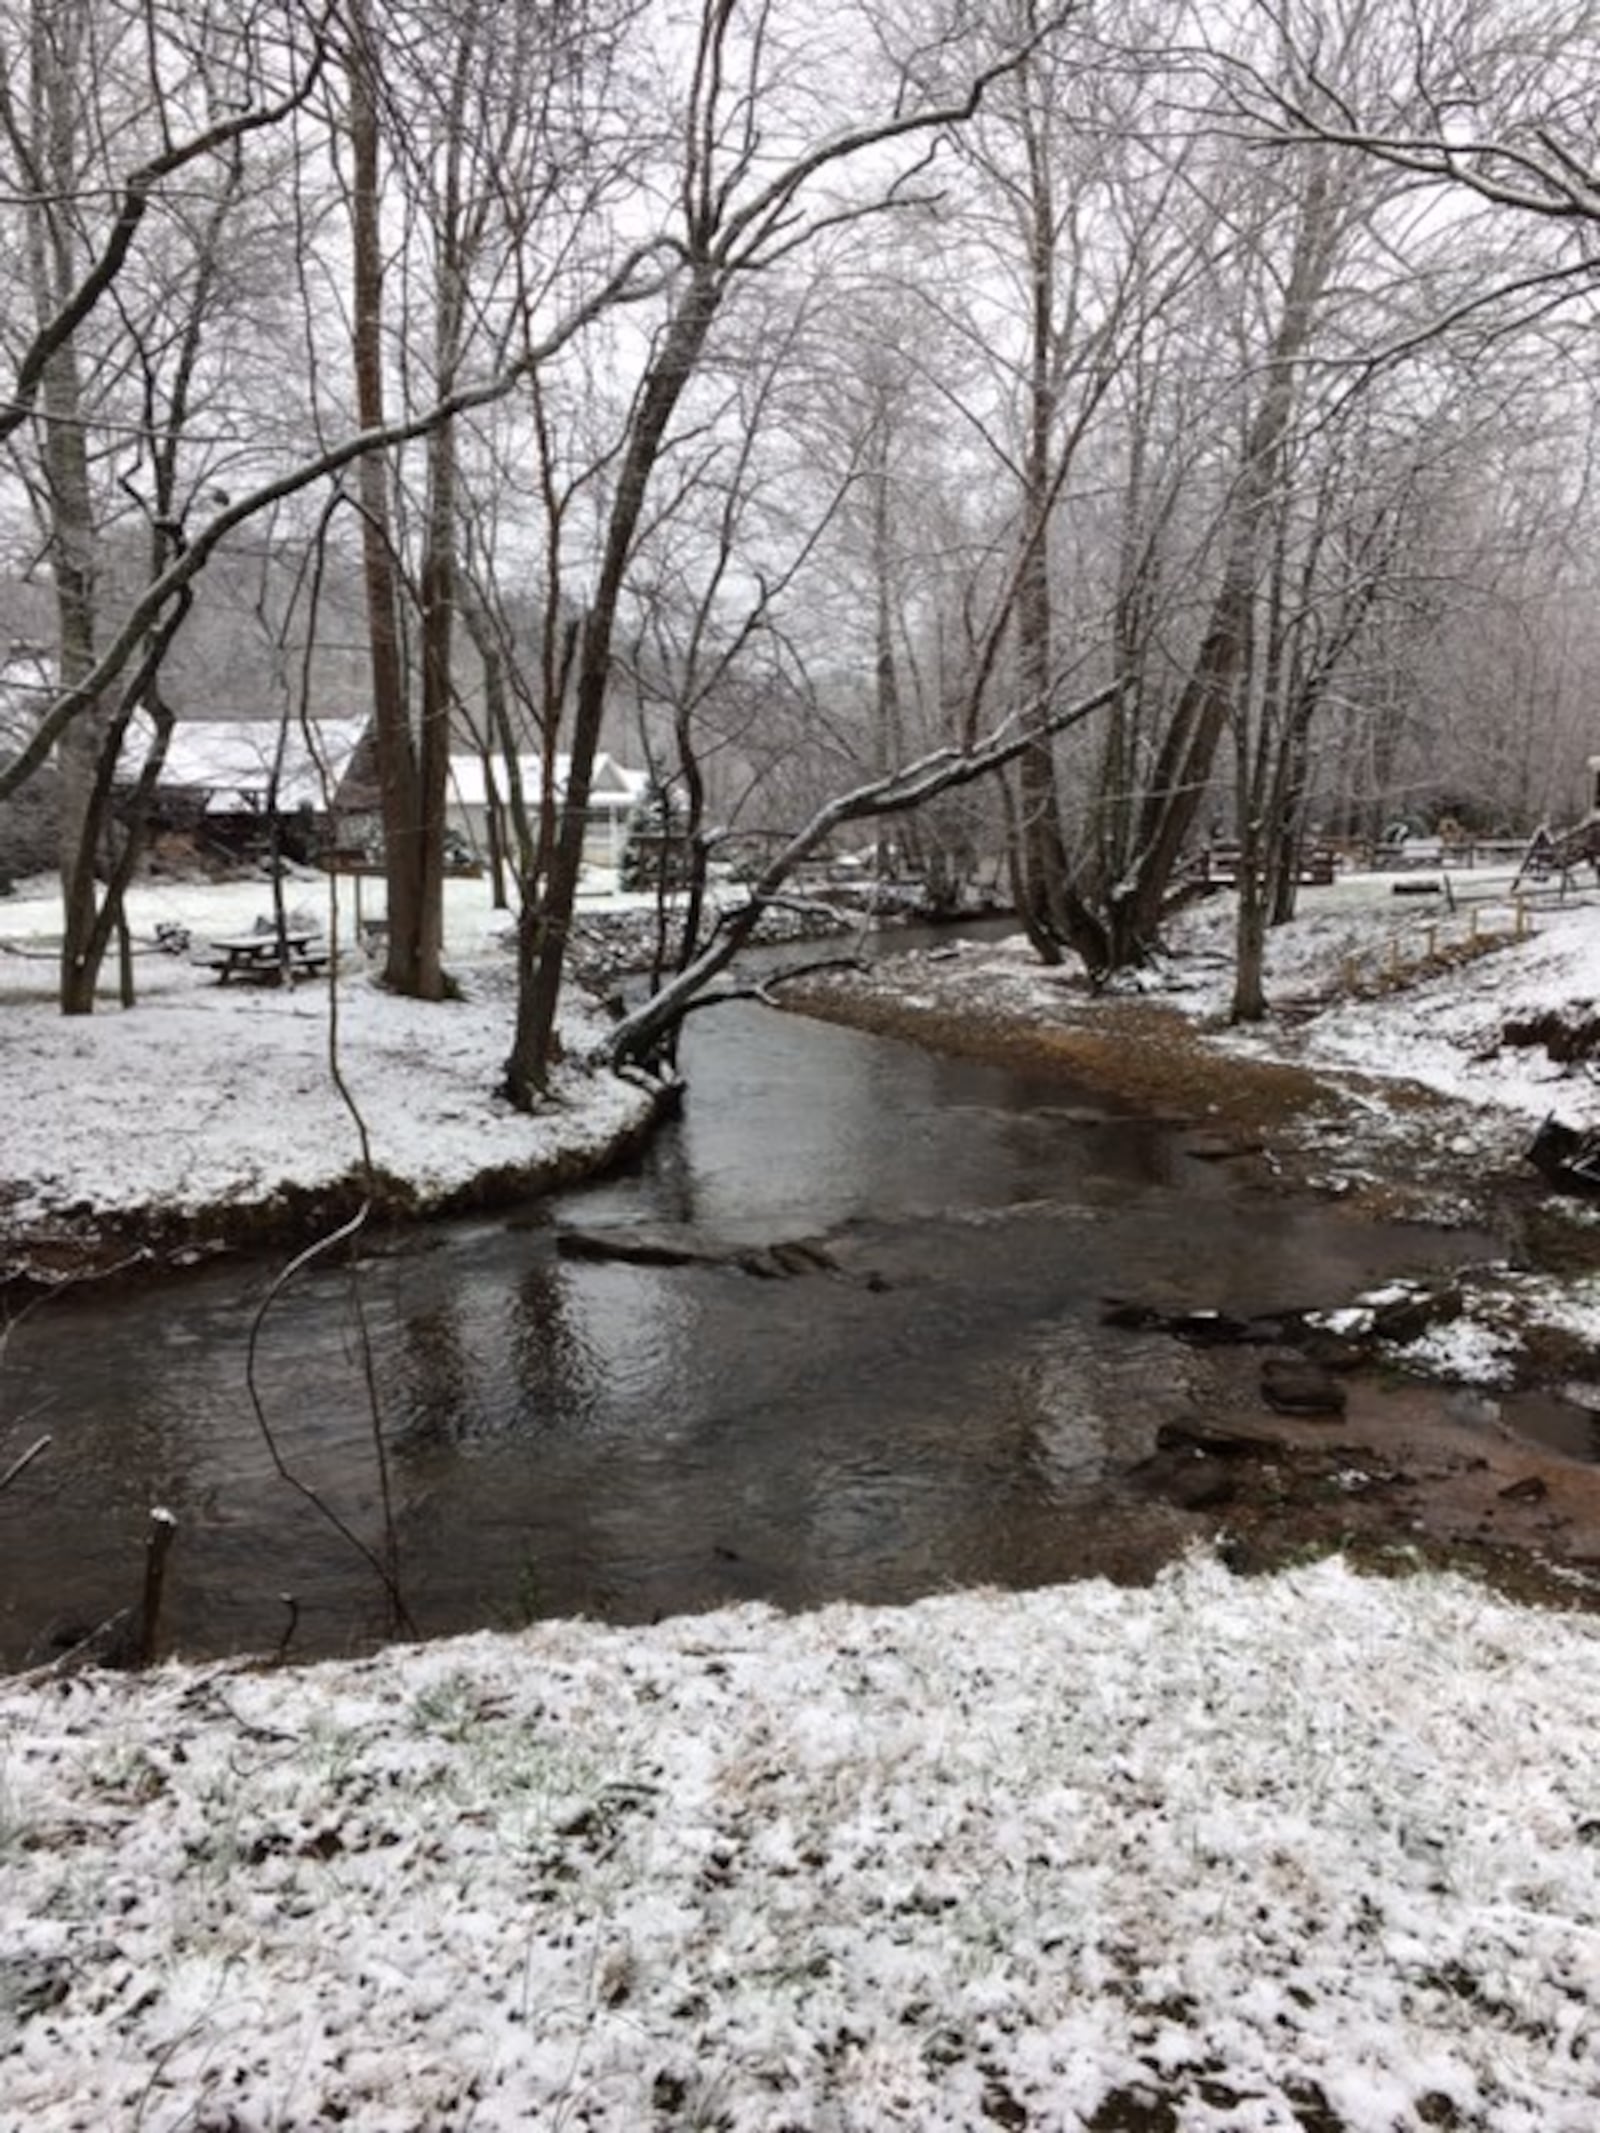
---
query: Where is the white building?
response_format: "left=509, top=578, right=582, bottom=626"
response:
left=444, top=750, right=650, bottom=869
left=131, top=714, right=369, bottom=820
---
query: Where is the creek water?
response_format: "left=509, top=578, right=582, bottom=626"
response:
left=0, top=973, right=1508, bottom=1668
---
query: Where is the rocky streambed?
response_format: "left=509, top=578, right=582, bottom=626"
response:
left=778, top=950, right=1600, bottom=1609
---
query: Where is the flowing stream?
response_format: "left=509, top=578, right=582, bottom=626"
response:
left=0, top=966, right=1512, bottom=1667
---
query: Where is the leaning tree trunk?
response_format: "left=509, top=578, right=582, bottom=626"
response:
left=506, top=270, right=721, bottom=1107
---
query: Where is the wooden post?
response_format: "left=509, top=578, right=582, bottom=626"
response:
left=1515, top=897, right=1528, bottom=939
left=135, top=1507, right=178, bottom=1669
left=1424, top=925, right=1436, bottom=961
left=1468, top=907, right=1479, bottom=943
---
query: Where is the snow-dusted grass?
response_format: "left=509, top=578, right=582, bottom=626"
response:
left=0, top=871, right=656, bottom=1235
left=2, top=1555, right=1597, bottom=2131
left=0, top=964, right=652, bottom=1231
left=1197, top=876, right=1600, bottom=1137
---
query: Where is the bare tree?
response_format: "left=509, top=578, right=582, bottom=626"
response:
left=0, top=4, right=678, bottom=884
left=934, top=7, right=1215, bottom=964
left=0, top=0, right=327, bottom=1010
left=333, top=0, right=650, bottom=1000
left=607, top=675, right=1119, bottom=1071
left=503, top=0, right=1069, bottom=1104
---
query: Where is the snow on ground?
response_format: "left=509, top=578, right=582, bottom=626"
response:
left=3, top=1553, right=1598, bottom=2133
left=910, top=868, right=1600, bottom=1145
left=0, top=870, right=656, bottom=1236
left=10, top=859, right=1592, bottom=1244
left=1194, top=875, right=1600, bottom=1136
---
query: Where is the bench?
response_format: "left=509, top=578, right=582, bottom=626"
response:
left=1199, top=843, right=1337, bottom=889
left=197, top=929, right=329, bottom=983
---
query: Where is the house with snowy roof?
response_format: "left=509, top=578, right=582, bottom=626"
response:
left=122, top=713, right=369, bottom=860
left=437, top=749, right=650, bottom=871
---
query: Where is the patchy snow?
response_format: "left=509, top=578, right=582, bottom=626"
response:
left=3, top=1554, right=1598, bottom=2131
left=0, top=872, right=656, bottom=1236
left=1137, top=872, right=1600, bottom=1142
left=901, top=874, right=1600, bottom=1144
left=1389, top=1316, right=1522, bottom=1388
left=1239, top=903, right=1600, bottom=1134
left=939, top=873, right=1600, bottom=1148
left=1528, top=1277, right=1600, bottom=1349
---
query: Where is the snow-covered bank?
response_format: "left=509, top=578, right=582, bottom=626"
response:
left=1, top=963, right=654, bottom=1235
left=1232, top=877, right=1599, bottom=1143
left=3, top=1554, right=1596, bottom=2131
left=852, top=868, right=1600, bottom=1151
left=1183, top=876, right=1600, bottom=1141
left=0, top=874, right=658, bottom=1261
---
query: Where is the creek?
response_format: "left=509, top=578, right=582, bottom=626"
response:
left=0, top=954, right=1512, bottom=1668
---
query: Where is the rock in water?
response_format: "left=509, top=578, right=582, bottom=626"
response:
left=1260, top=1355, right=1348, bottom=1417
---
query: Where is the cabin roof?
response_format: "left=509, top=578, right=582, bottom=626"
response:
left=131, top=716, right=368, bottom=813
left=445, top=751, right=649, bottom=811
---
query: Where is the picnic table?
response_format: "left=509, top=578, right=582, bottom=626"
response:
left=198, top=928, right=329, bottom=983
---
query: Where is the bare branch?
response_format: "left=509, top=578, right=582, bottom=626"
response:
left=0, top=233, right=677, bottom=803
left=0, top=1434, right=51, bottom=1495
left=1, top=7, right=335, bottom=445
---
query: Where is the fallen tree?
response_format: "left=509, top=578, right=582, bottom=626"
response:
left=605, top=678, right=1119, bottom=1074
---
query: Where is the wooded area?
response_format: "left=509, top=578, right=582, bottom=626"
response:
left=4, top=0, right=1600, bottom=1085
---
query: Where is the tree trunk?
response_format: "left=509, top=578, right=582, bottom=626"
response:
left=51, top=413, right=102, bottom=1016
left=474, top=650, right=510, bottom=909
left=506, top=271, right=721, bottom=1106
left=27, top=3, right=103, bottom=1015
left=347, top=16, right=428, bottom=996
left=1009, top=57, right=1071, bottom=965
left=867, top=410, right=914, bottom=878
left=1232, top=871, right=1269, bottom=1019
left=413, top=405, right=456, bottom=1002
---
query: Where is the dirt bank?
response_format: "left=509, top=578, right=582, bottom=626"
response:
left=786, top=981, right=1339, bottom=1135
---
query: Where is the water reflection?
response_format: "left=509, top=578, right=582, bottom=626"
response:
left=505, top=1257, right=602, bottom=1442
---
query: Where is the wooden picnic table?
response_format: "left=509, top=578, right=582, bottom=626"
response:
left=199, top=929, right=329, bottom=983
